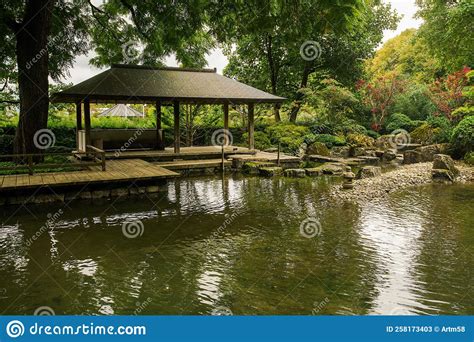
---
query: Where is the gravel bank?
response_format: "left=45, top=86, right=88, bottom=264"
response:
left=331, top=162, right=474, bottom=202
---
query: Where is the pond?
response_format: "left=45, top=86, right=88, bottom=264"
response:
left=0, top=175, right=473, bottom=315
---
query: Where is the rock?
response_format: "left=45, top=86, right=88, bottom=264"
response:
left=305, top=167, right=323, bottom=177
left=398, top=143, right=422, bottom=151
left=357, top=156, right=380, bottom=165
left=91, top=190, right=110, bottom=199
left=343, top=171, right=355, bottom=179
left=375, top=135, right=394, bottom=149
left=306, top=142, right=330, bottom=156
left=242, top=162, right=273, bottom=174
left=375, top=150, right=385, bottom=158
left=357, top=166, right=382, bottom=179
left=146, top=185, right=160, bottom=193
left=331, top=146, right=351, bottom=158
left=321, top=163, right=346, bottom=175
left=432, top=154, right=459, bottom=177
left=342, top=183, right=355, bottom=189
left=351, top=147, right=366, bottom=157
left=403, top=150, right=423, bottom=164
left=284, top=168, right=306, bottom=178
left=382, top=149, right=397, bottom=162
left=415, top=144, right=449, bottom=162
left=111, top=188, right=129, bottom=197
left=259, top=167, right=283, bottom=177
left=432, top=169, right=455, bottom=182
left=78, top=191, right=92, bottom=200
left=264, top=147, right=278, bottom=153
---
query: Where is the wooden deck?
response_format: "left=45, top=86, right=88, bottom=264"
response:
left=0, top=159, right=179, bottom=192
left=155, top=158, right=232, bottom=170
left=105, top=146, right=256, bottom=160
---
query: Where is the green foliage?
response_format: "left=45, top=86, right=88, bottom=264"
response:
left=410, top=123, right=441, bottom=145
left=426, top=115, right=453, bottom=143
left=416, top=0, right=474, bottom=71
left=451, top=116, right=474, bottom=158
left=242, top=131, right=272, bottom=151
left=304, top=134, right=346, bottom=149
left=464, top=152, right=474, bottom=165
left=265, top=123, right=310, bottom=153
left=452, top=106, right=474, bottom=120
left=385, top=113, right=417, bottom=132
left=346, top=134, right=375, bottom=147
left=392, top=83, right=436, bottom=120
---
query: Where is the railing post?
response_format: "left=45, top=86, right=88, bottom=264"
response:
left=277, top=142, right=281, bottom=167
left=221, top=144, right=225, bottom=173
left=101, top=151, right=106, bottom=171
left=27, top=155, right=33, bottom=175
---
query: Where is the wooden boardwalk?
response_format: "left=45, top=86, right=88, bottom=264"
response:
left=0, top=159, right=179, bottom=192
left=105, top=146, right=256, bottom=159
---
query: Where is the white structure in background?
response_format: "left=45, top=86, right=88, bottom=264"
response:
left=99, top=104, right=145, bottom=117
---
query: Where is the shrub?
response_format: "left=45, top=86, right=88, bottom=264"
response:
left=367, top=130, right=380, bottom=139
left=385, top=113, right=420, bottom=132
left=0, top=135, right=14, bottom=155
left=410, top=123, right=442, bottom=145
left=464, top=152, right=474, bottom=165
left=304, top=134, right=346, bottom=148
left=265, top=123, right=310, bottom=153
left=426, top=115, right=453, bottom=143
left=346, top=133, right=375, bottom=147
left=451, top=116, right=474, bottom=158
left=452, top=106, right=474, bottom=121
left=242, top=131, right=272, bottom=150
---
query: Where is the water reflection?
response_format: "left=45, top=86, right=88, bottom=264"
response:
left=0, top=177, right=472, bottom=315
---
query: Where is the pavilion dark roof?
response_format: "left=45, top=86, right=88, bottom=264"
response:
left=51, top=64, right=285, bottom=104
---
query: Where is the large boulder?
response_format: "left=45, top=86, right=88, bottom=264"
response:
left=320, top=163, right=346, bottom=175
left=415, top=144, right=449, bottom=162
left=357, top=166, right=382, bottom=179
left=330, top=146, right=351, bottom=158
left=432, top=154, right=459, bottom=182
left=306, top=142, right=330, bottom=156
left=284, top=168, right=306, bottom=178
left=305, top=167, right=323, bottom=177
left=259, top=167, right=283, bottom=177
left=403, top=150, right=423, bottom=164
left=382, top=149, right=397, bottom=162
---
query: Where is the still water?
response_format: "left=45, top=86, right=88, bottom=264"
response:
left=0, top=175, right=473, bottom=315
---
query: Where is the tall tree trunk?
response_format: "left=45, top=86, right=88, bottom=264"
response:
left=289, top=63, right=312, bottom=123
left=265, top=35, right=281, bottom=122
left=13, top=0, right=54, bottom=156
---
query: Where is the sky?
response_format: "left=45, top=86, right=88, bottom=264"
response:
left=64, top=0, right=423, bottom=84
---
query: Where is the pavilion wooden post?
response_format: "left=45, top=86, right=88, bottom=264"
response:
left=173, top=101, right=180, bottom=154
left=84, top=99, right=91, bottom=149
left=155, top=101, right=165, bottom=150
left=223, top=102, right=229, bottom=146
left=248, top=103, right=255, bottom=150
left=75, top=101, right=82, bottom=151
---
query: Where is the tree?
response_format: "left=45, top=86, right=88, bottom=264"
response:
left=365, top=29, right=441, bottom=83
left=429, top=67, right=471, bottom=121
left=415, top=0, right=474, bottom=71
left=356, top=75, right=405, bottom=131
left=0, top=0, right=213, bottom=155
left=216, top=0, right=399, bottom=122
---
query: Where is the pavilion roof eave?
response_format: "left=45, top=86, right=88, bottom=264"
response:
left=50, top=94, right=286, bottom=105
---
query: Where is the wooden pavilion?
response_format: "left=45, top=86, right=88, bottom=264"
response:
left=51, top=64, right=285, bottom=154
